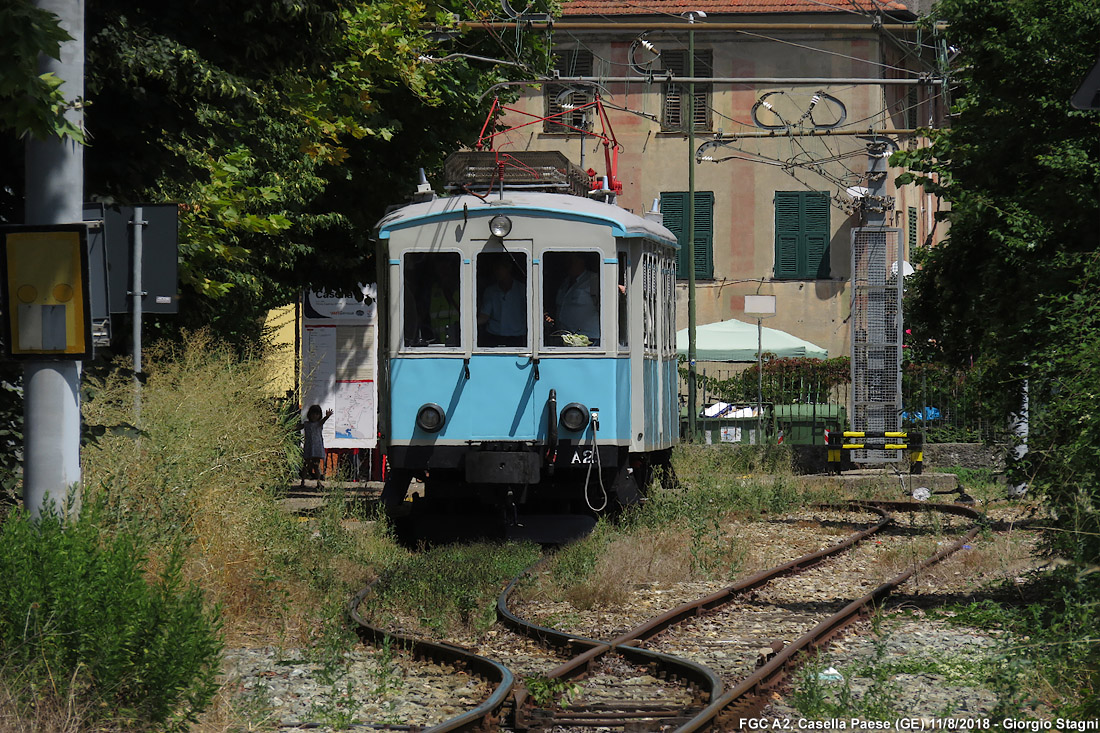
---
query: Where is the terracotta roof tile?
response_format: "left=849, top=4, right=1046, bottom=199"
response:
left=562, top=0, right=908, bottom=16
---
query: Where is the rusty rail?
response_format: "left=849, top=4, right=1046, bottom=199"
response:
left=352, top=501, right=982, bottom=732
left=679, top=501, right=984, bottom=731
left=499, top=503, right=898, bottom=730
left=347, top=583, right=514, bottom=732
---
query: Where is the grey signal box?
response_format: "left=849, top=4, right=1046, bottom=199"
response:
left=1072, top=52, right=1100, bottom=110
left=83, top=203, right=179, bottom=315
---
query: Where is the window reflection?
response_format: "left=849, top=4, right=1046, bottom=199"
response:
left=543, top=251, right=600, bottom=347
left=403, top=252, right=461, bottom=348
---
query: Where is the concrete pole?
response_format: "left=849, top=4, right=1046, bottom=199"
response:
left=23, top=0, right=84, bottom=518
left=686, top=14, right=699, bottom=441
left=757, top=317, right=763, bottom=441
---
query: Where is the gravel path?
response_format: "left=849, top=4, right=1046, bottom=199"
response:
left=219, top=645, right=493, bottom=729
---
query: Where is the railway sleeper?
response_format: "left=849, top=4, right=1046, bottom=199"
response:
left=535, top=703, right=705, bottom=729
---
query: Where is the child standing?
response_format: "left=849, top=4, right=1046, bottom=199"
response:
left=300, top=404, right=334, bottom=485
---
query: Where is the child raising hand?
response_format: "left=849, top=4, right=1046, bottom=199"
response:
left=300, top=404, right=334, bottom=485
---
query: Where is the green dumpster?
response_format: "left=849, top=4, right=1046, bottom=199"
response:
left=684, top=405, right=770, bottom=445
left=774, top=404, right=846, bottom=446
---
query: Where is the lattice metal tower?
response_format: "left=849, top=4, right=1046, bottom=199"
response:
left=850, top=139, right=904, bottom=463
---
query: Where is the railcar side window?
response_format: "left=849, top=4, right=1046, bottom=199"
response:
left=643, top=251, right=657, bottom=351
left=617, top=254, right=628, bottom=348
left=664, top=258, right=675, bottom=351
left=476, top=252, right=528, bottom=348
left=543, top=251, right=601, bottom=347
left=403, top=252, right=462, bottom=348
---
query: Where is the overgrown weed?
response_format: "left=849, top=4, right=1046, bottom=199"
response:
left=939, top=572, right=1100, bottom=717
left=0, top=505, right=222, bottom=730
left=528, top=445, right=839, bottom=609
left=81, top=332, right=405, bottom=645
left=67, top=332, right=415, bottom=729
left=364, top=541, right=541, bottom=638
left=791, top=613, right=903, bottom=720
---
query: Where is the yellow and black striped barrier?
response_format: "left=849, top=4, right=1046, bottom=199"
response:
left=827, top=430, right=923, bottom=474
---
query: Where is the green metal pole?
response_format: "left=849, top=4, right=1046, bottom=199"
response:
left=687, top=16, right=699, bottom=442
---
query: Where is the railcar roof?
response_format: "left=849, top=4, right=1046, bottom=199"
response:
left=376, top=192, right=679, bottom=248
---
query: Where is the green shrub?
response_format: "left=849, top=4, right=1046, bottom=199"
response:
left=672, top=443, right=794, bottom=481
left=943, top=573, right=1100, bottom=717
left=0, top=506, right=222, bottom=730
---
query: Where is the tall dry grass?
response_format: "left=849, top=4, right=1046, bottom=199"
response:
left=82, top=334, right=294, bottom=616
left=80, top=332, right=403, bottom=645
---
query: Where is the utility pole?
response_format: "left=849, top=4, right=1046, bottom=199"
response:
left=23, top=0, right=84, bottom=517
left=686, top=10, right=703, bottom=442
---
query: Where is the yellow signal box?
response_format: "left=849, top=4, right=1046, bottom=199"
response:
left=1, top=226, right=92, bottom=359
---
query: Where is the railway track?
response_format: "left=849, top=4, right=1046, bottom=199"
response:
left=346, top=501, right=983, bottom=732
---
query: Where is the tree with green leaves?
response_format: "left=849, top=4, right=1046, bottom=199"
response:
left=895, top=1, right=1100, bottom=373
left=1, top=0, right=549, bottom=342
left=0, top=0, right=85, bottom=143
left=894, top=4, right=1100, bottom=702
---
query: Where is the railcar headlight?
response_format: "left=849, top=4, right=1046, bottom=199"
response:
left=488, top=214, right=512, bottom=238
left=559, top=402, right=590, bottom=432
left=415, top=403, right=446, bottom=433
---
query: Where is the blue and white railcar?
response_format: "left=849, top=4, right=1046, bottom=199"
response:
left=376, top=190, right=679, bottom=516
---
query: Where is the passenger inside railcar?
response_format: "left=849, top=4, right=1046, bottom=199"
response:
left=404, top=252, right=461, bottom=347
left=544, top=251, right=601, bottom=346
left=477, top=253, right=528, bottom=347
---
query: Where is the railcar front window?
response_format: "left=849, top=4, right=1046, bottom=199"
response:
left=543, top=251, right=600, bottom=347
left=476, top=252, right=528, bottom=348
left=403, top=252, right=461, bottom=348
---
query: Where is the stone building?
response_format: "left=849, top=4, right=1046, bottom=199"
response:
left=495, top=0, right=946, bottom=358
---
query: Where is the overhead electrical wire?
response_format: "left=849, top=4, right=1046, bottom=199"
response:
left=453, top=0, right=945, bottom=209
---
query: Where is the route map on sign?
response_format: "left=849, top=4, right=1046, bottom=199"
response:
left=334, top=380, right=373, bottom=440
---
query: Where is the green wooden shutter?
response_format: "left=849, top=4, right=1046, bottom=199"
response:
left=775, top=191, right=830, bottom=279
left=693, top=191, right=714, bottom=279
left=546, top=50, right=594, bottom=132
left=663, top=191, right=713, bottom=279
left=774, top=192, right=801, bottom=278
left=803, top=192, right=830, bottom=278
left=660, top=192, right=688, bottom=276
left=661, top=51, right=713, bottom=131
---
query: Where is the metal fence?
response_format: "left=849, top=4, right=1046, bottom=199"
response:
left=681, top=360, right=1007, bottom=444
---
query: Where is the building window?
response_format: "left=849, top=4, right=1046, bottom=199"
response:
left=660, top=190, right=714, bottom=280
left=908, top=206, right=918, bottom=252
left=661, top=50, right=712, bottom=131
left=545, top=50, right=594, bottom=133
left=906, top=85, right=920, bottom=130
left=774, top=191, right=830, bottom=280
